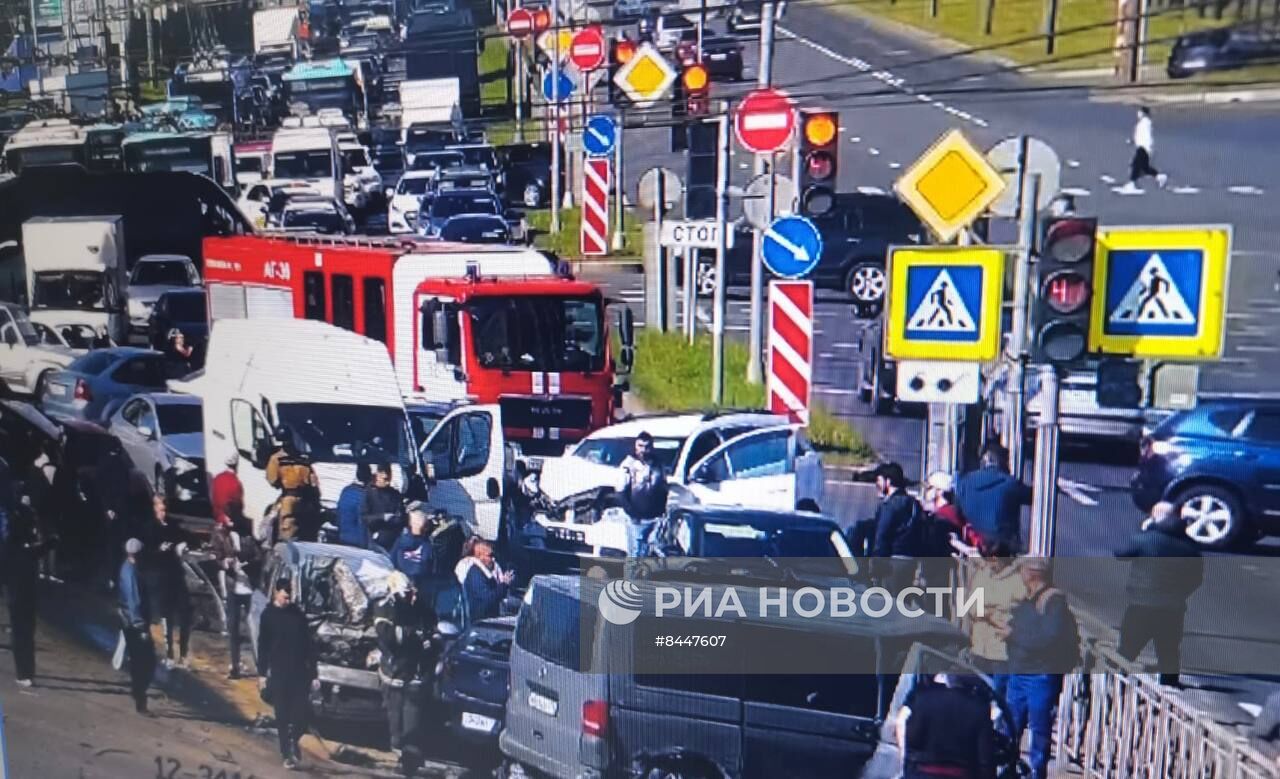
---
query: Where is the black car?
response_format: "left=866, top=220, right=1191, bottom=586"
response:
left=497, top=141, right=560, bottom=208
left=702, top=36, right=746, bottom=81
left=438, top=214, right=512, bottom=244
left=438, top=616, right=515, bottom=751
left=147, top=289, right=209, bottom=358
left=1167, top=26, right=1280, bottom=78
left=1132, top=400, right=1280, bottom=549
left=719, top=193, right=925, bottom=316
left=649, top=505, right=854, bottom=559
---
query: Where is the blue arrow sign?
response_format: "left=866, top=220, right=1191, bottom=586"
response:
left=762, top=215, right=823, bottom=279
left=583, top=114, right=617, bottom=157
left=542, top=69, right=575, bottom=103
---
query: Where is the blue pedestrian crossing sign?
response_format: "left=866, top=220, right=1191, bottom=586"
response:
left=762, top=215, right=823, bottom=279
left=1089, top=225, right=1232, bottom=359
left=886, top=247, right=1004, bottom=361
left=583, top=114, right=617, bottom=157
left=542, top=69, right=575, bottom=103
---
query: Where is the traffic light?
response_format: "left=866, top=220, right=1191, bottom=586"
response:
left=1033, top=216, right=1098, bottom=365
left=608, top=38, right=636, bottom=108
left=685, top=119, right=718, bottom=219
left=682, top=63, right=710, bottom=117
left=797, top=109, right=838, bottom=217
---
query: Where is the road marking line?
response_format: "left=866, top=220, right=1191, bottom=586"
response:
left=814, top=387, right=857, bottom=395
left=1229, top=185, right=1264, bottom=195
left=868, top=147, right=881, bottom=156
left=1170, top=185, right=1200, bottom=195
left=1100, top=174, right=1117, bottom=184
left=1066, top=159, right=1081, bottom=168
left=888, top=162, right=901, bottom=169
left=850, top=135, right=862, bottom=143
left=1061, top=186, right=1091, bottom=197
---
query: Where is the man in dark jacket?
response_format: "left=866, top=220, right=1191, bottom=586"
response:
left=374, top=572, right=431, bottom=771
left=139, top=496, right=195, bottom=669
left=337, top=463, right=372, bottom=547
left=618, top=432, right=669, bottom=556
left=1115, top=501, right=1203, bottom=687
left=899, top=675, right=997, bottom=779
left=258, top=578, right=318, bottom=770
left=871, top=462, right=923, bottom=593
left=363, top=463, right=405, bottom=551
left=956, top=444, right=1031, bottom=553
left=390, top=508, right=434, bottom=595
left=4, top=493, right=43, bottom=687
left=1004, top=557, right=1078, bottom=779
left=460, top=539, right=513, bottom=621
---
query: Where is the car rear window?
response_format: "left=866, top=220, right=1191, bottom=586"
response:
left=69, top=351, right=115, bottom=375
left=515, top=587, right=597, bottom=669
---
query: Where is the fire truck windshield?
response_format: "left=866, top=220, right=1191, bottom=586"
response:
left=276, top=402, right=410, bottom=466
left=468, top=296, right=604, bottom=373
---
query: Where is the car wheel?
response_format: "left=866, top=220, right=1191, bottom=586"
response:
left=846, top=263, right=887, bottom=307
left=523, top=184, right=542, bottom=209
left=695, top=261, right=717, bottom=297
left=1174, top=484, right=1247, bottom=549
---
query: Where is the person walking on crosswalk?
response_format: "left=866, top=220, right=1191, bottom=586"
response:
left=1118, top=107, right=1167, bottom=194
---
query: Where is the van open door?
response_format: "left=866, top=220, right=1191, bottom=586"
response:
left=420, top=404, right=505, bottom=540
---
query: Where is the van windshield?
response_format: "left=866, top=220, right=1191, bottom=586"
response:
left=32, top=271, right=106, bottom=310
left=276, top=402, right=408, bottom=465
left=273, top=150, right=333, bottom=179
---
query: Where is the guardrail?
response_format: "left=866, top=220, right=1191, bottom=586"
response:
left=945, top=554, right=1278, bottom=778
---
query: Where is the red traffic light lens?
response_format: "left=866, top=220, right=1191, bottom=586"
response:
left=615, top=39, right=636, bottom=63
left=1043, top=218, right=1095, bottom=264
left=1038, top=321, right=1088, bottom=363
left=805, top=150, right=834, bottom=181
left=803, top=112, right=837, bottom=147
left=1042, top=270, right=1091, bottom=314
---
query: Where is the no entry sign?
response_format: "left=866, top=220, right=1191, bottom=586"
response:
left=570, top=26, right=606, bottom=71
left=506, top=7, right=534, bottom=37
left=734, top=87, right=797, bottom=154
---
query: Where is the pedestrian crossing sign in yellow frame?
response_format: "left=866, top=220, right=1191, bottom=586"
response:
left=885, top=246, right=1005, bottom=362
left=1088, top=225, right=1232, bottom=360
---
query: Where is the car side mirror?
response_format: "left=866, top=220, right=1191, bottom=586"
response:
left=3, top=330, right=16, bottom=347
left=618, top=307, right=636, bottom=349
left=137, top=425, right=155, bottom=440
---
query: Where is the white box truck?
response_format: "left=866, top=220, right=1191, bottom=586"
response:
left=23, top=216, right=130, bottom=345
left=254, top=6, right=303, bottom=61
left=169, top=318, right=423, bottom=533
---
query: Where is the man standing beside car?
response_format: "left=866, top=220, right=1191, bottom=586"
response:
left=617, top=432, right=668, bottom=557
left=258, top=578, right=318, bottom=771
left=374, top=571, right=430, bottom=771
left=1115, top=501, right=1203, bottom=687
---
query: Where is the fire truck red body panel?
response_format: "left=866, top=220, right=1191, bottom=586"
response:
left=202, top=234, right=619, bottom=451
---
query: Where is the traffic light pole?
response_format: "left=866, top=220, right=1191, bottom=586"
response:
left=711, top=112, right=730, bottom=405
left=515, top=41, right=525, bottom=142
left=1028, top=364, right=1061, bottom=556
left=1005, top=144, right=1039, bottom=481
left=550, top=0, right=562, bottom=232
left=746, top=0, right=777, bottom=386
left=612, top=109, right=625, bottom=251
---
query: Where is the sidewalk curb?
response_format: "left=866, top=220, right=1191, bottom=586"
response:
left=1091, top=85, right=1280, bottom=105
left=571, top=258, right=644, bottom=274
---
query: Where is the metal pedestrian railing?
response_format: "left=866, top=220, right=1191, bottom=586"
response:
left=944, top=554, right=1278, bottom=778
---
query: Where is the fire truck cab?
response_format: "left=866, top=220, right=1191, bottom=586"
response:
left=202, top=235, right=635, bottom=463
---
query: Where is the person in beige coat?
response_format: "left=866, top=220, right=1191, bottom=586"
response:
left=967, top=541, right=1026, bottom=698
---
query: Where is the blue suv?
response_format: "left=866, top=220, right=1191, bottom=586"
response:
left=1131, top=400, right=1280, bottom=549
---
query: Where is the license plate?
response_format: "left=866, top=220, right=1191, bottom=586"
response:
left=461, top=711, right=497, bottom=732
left=528, top=691, right=558, bottom=716
left=709, top=52, right=728, bottom=60
left=547, top=526, right=585, bottom=543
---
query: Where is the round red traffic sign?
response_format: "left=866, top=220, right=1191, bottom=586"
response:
left=734, top=87, right=797, bottom=154
left=506, top=7, right=534, bottom=38
left=569, top=26, right=606, bottom=71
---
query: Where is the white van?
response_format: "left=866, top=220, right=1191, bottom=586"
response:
left=170, top=318, right=422, bottom=529
left=270, top=126, right=342, bottom=203
left=23, top=216, right=130, bottom=344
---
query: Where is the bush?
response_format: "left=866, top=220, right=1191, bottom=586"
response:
left=628, top=330, right=877, bottom=464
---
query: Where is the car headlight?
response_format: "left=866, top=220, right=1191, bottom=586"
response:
left=173, top=456, right=199, bottom=475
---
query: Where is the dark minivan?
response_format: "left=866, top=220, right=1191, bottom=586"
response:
left=499, top=576, right=1003, bottom=779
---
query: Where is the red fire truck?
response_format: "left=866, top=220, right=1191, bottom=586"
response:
left=201, top=234, right=634, bottom=455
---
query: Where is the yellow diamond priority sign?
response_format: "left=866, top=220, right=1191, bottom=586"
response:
left=613, top=42, right=677, bottom=109
left=537, top=28, right=575, bottom=61
left=895, top=129, right=1006, bottom=243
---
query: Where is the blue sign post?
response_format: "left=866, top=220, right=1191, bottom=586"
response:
left=583, top=114, right=618, bottom=157
left=762, top=216, right=823, bottom=279
left=542, top=69, right=575, bottom=103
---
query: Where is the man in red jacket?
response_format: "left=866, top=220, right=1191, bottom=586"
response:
left=211, top=454, right=245, bottom=531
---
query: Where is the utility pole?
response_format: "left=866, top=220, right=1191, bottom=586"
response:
left=710, top=111, right=730, bottom=405
left=746, top=0, right=777, bottom=385
left=1005, top=135, right=1038, bottom=482
left=514, top=40, right=524, bottom=142
left=144, top=1, right=155, bottom=84
left=612, top=110, right=625, bottom=251
left=29, top=0, right=45, bottom=95
left=1028, top=364, right=1061, bottom=556
left=550, top=0, right=562, bottom=232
